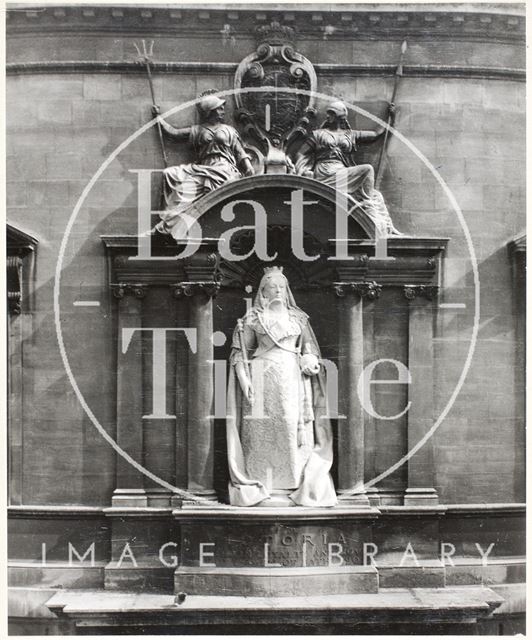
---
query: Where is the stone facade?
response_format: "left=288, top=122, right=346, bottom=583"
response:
left=7, top=3, right=525, bottom=635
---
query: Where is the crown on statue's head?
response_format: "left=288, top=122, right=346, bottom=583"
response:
left=263, top=266, right=284, bottom=275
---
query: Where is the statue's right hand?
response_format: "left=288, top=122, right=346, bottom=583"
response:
left=152, top=105, right=161, bottom=117
left=241, top=379, right=255, bottom=404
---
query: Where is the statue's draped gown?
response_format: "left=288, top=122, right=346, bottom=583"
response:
left=296, top=128, right=398, bottom=234
left=158, top=123, right=250, bottom=238
left=226, top=304, right=337, bottom=507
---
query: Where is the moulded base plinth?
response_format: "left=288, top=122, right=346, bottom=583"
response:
left=404, top=488, right=439, bottom=506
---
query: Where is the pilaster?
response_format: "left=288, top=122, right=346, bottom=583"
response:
left=112, top=284, right=148, bottom=507
left=403, top=285, right=439, bottom=506
left=180, top=251, right=220, bottom=502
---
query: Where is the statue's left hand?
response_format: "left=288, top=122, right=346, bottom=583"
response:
left=300, top=353, right=320, bottom=376
left=388, top=102, right=397, bottom=120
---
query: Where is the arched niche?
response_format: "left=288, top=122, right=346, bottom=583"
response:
left=103, top=173, right=447, bottom=508
left=184, top=174, right=376, bottom=245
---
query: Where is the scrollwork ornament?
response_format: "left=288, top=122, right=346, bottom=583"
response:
left=133, top=286, right=147, bottom=299
left=111, top=285, right=125, bottom=299
left=173, top=283, right=195, bottom=298
left=289, top=60, right=305, bottom=78
left=247, top=61, right=265, bottom=80
left=255, top=43, right=272, bottom=58
left=404, top=285, right=418, bottom=301
left=333, top=283, right=349, bottom=298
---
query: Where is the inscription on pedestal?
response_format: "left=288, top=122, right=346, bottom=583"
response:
left=179, top=520, right=374, bottom=568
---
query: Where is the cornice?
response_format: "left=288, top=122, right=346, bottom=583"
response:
left=5, top=61, right=526, bottom=82
left=7, top=502, right=525, bottom=519
left=6, top=6, right=525, bottom=44
left=7, top=222, right=39, bottom=255
left=7, top=504, right=106, bottom=518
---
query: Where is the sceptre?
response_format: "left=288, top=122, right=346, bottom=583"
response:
left=134, top=40, right=169, bottom=167
left=375, top=40, right=407, bottom=189
left=237, top=318, right=253, bottom=402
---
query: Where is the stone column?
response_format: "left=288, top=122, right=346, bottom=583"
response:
left=362, top=299, right=379, bottom=506
left=335, top=282, right=381, bottom=505
left=403, top=285, right=439, bottom=506
left=508, top=235, right=526, bottom=502
left=112, top=284, right=148, bottom=507
left=176, top=282, right=220, bottom=501
left=142, top=287, right=176, bottom=508
left=173, top=290, right=189, bottom=499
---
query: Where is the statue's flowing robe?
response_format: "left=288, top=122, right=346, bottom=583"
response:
left=158, top=124, right=250, bottom=238
left=226, top=307, right=337, bottom=507
left=295, top=128, right=398, bottom=234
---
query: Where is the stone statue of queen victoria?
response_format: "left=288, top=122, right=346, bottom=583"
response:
left=226, top=267, right=337, bottom=507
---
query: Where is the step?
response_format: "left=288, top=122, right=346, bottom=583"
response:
left=9, top=562, right=105, bottom=589
left=445, top=556, right=525, bottom=586
left=46, top=586, right=505, bottom=627
left=174, top=565, right=378, bottom=596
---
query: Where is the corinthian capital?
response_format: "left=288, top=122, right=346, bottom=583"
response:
left=173, top=281, right=221, bottom=299
left=111, top=284, right=147, bottom=299
left=403, top=285, right=439, bottom=301
left=333, top=281, right=381, bottom=300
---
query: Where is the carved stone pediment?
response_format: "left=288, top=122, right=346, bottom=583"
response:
left=234, top=22, right=317, bottom=173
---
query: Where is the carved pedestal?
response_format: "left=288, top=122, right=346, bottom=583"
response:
left=174, top=507, right=379, bottom=597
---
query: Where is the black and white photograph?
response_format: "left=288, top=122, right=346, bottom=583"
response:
left=5, top=1, right=526, bottom=635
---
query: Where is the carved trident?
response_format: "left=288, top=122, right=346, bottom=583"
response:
left=133, top=40, right=169, bottom=167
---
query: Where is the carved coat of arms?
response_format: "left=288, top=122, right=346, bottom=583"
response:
left=234, top=22, right=317, bottom=173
